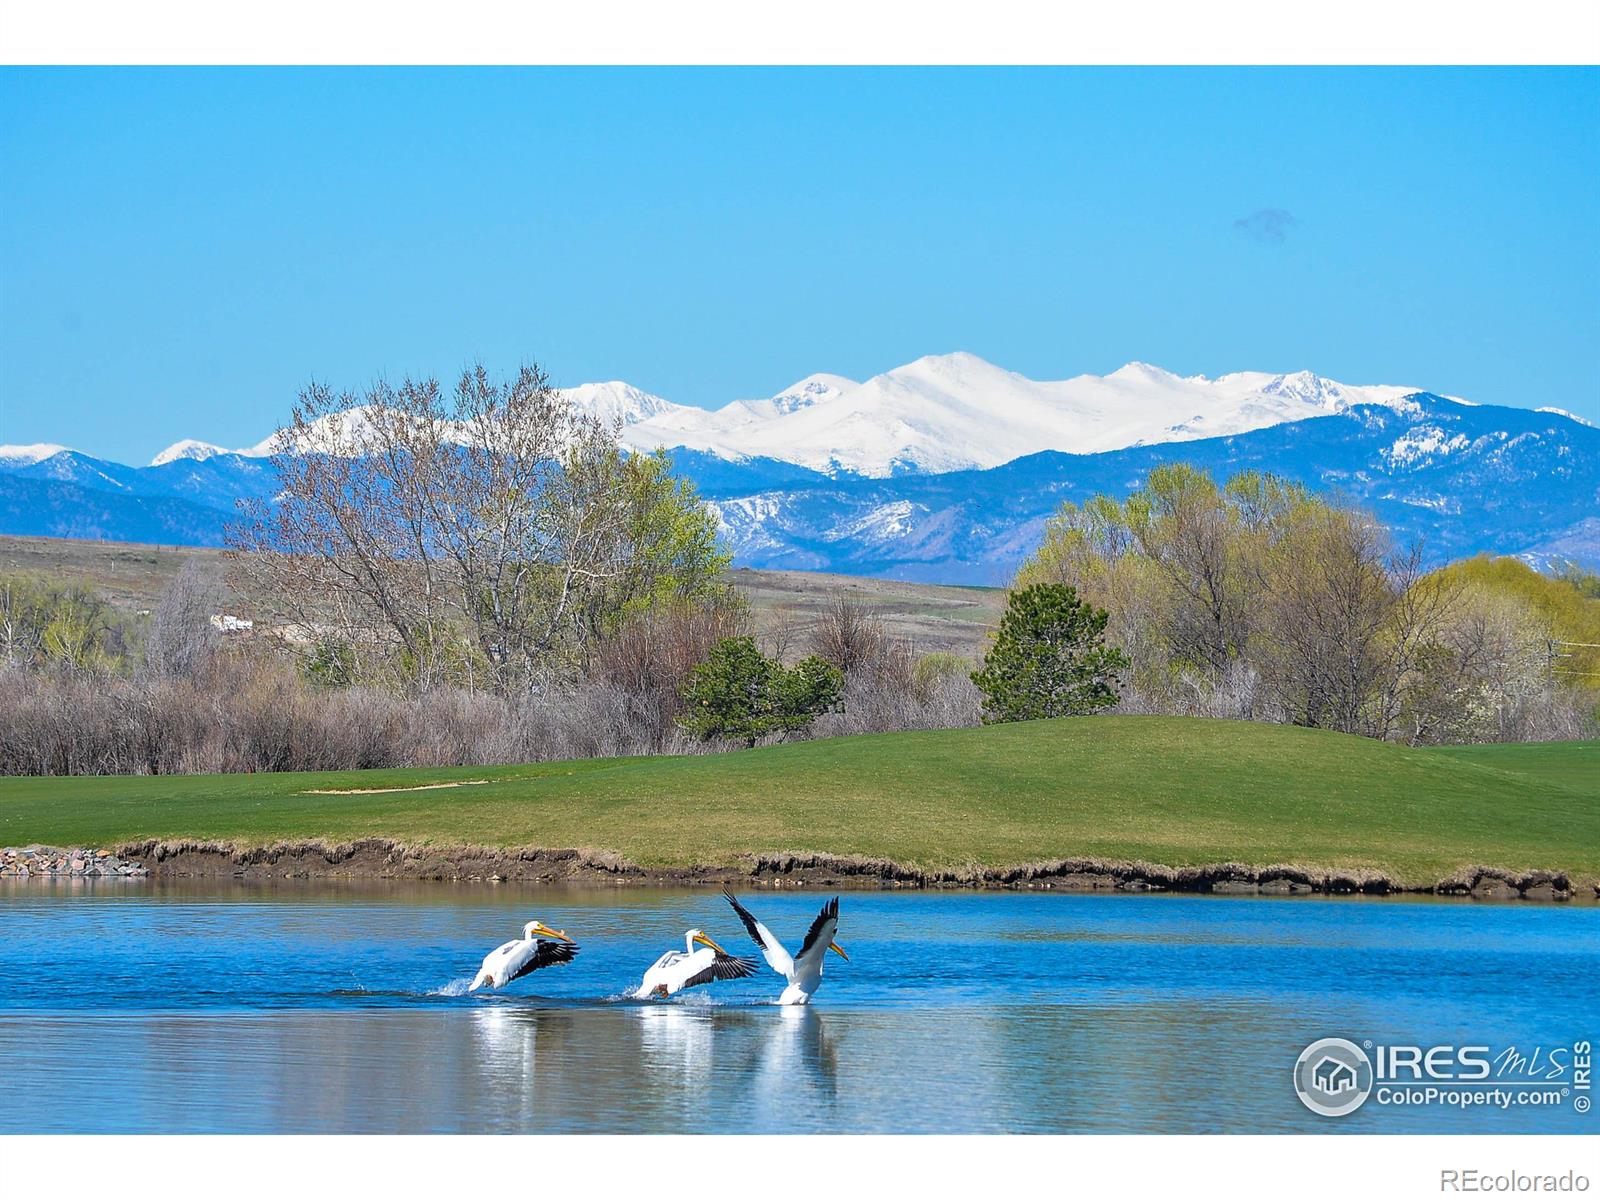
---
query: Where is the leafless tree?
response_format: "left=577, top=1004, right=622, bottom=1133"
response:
left=229, top=361, right=725, bottom=693
left=145, top=558, right=222, bottom=680
left=1126, top=467, right=1262, bottom=675
left=1257, top=507, right=1399, bottom=734
left=809, top=590, right=891, bottom=674
left=760, top=603, right=804, bottom=663
left=0, top=574, right=45, bottom=666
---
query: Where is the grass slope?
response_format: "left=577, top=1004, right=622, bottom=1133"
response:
left=0, top=535, right=1004, bottom=657
left=1, top=718, right=1594, bottom=886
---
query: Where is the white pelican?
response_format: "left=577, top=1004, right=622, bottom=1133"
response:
left=633, top=929, right=759, bottom=998
left=723, top=892, right=847, bottom=1005
left=469, top=920, right=579, bottom=991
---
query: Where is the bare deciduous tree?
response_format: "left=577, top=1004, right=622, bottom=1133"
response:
left=809, top=590, right=890, bottom=674
left=145, top=558, right=222, bottom=680
left=1261, top=507, right=1411, bottom=735
left=228, top=361, right=728, bottom=692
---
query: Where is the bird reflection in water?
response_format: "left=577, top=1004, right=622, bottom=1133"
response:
left=747, top=1005, right=840, bottom=1107
left=467, top=1001, right=840, bottom=1131
left=634, top=1002, right=842, bottom=1111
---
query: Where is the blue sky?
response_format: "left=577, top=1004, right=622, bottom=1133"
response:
left=2, top=67, right=1596, bottom=463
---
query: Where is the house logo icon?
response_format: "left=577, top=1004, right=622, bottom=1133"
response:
left=1294, top=1038, right=1374, bottom=1117
left=1313, top=1056, right=1358, bottom=1094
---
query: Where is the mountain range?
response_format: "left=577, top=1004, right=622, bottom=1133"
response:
left=2, top=354, right=1596, bottom=583
left=33, top=353, right=1445, bottom=478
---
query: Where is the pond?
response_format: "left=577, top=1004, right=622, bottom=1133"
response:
left=0, top=882, right=1594, bottom=1133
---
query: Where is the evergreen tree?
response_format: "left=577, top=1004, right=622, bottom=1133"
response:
left=678, top=636, right=843, bottom=746
left=971, top=584, right=1128, bottom=723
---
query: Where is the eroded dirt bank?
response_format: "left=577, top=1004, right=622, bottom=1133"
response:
left=7, top=839, right=1566, bottom=901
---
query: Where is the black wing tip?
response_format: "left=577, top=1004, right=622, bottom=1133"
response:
left=723, top=890, right=764, bottom=941
left=508, top=939, right=578, bottom=981
left=713, top=953, right=761, bottom=980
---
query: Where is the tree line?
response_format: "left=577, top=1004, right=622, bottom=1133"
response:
left=1013, top=463, right=1597, bottom=743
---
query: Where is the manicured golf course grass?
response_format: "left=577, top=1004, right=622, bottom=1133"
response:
left=1, top=717, right=1594, bottom=886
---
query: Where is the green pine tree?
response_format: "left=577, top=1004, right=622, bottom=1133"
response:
left=971, top=584, right=1129, bottom=723
left=678, top=636, right=843, bottom=747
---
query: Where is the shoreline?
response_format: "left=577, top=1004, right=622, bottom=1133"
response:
left=3, top=840, right=1593, bottom=902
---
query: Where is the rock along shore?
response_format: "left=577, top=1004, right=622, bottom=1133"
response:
left=2, top=845, right=149, bottom=879
left=0, top=839, right=1585, bottom=902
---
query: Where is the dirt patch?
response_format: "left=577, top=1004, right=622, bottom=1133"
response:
left=299, top=780, right=492, bottom=796
left=103, top=839, right=1596, bottom=902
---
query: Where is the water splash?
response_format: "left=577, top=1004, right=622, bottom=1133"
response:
left=429, top=977, right=476, bottom=997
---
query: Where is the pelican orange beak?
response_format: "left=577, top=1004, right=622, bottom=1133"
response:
left=829, top=941, right=849, bottom=962
left=692, top=932, right=726, bottom=954
left=529, top=921, right=574, bottom=944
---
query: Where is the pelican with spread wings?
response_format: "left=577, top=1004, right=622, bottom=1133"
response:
left=724, top=891, right=848, bottom=1005
left=633, top=929, right=759, bottom=998
left=469, top=919, right=579, bottom=991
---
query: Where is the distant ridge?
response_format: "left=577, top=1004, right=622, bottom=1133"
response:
left=132, top=353, right=1441, bottom=480
left=3, top=390, right=1595, bottom=579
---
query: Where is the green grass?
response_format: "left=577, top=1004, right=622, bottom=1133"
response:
left=1427, top=740, right=1600, bottom=797
left=1, top=718, right=1595, bottom=887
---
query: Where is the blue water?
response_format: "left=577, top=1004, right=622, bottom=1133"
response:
left=0, top=881, right=1595, bottom=1133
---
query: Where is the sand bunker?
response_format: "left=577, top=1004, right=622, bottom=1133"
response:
left=299, top=780, right=493, bottom=796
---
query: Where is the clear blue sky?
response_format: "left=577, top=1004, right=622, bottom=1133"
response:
left=2, top=67, right=1596, bottom=463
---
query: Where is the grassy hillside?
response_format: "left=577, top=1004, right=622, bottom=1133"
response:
left=0, top=534, right=1002, bottom=657
left=1429, top=739, right=1600, bottom=796
left=1, top=717, right=1594, bottom=886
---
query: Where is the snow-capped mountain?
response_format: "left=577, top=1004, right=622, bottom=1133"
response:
left=559, top=380, right=690, bottom=428
left=149, top=439, right=230, bottom=466
left=696, top=396, right=1600, bottom=582
left=551, top=354, right=1433, bottom=477
left=0, top=443, right=71, bottom=467
left=135, top=354, right=1436, bottom=479
left=716, top=374, right=858, bottom=425
left=4, top=393, right=1595, bottom=580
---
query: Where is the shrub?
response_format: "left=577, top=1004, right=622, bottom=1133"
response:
left=678, top=636, right=843, bottom=747
left=913, top=651, right=969, bottom=702
left=588, top=598, right=751, bottom=750
left=809, top=590, right=889, bottom=674
left=303, top=637, right=358, bottom=688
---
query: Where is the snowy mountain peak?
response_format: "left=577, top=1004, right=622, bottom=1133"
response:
left=240, top=404, right=392, bottom=458
left=769, top=373, right=856, bottom=414
left=560, top=381, right=687, bottom=428
left=150, top=439, right=230, bottom=467
left=1108, top=361, right=1183, bottom=385
left=1538, top=406, right=1597, bottom=428
left=0, top=443, right=70, bottom=467
left=893, top=351, right=1019, bottom=386
left=1259, top=370, right=1353, bottom=410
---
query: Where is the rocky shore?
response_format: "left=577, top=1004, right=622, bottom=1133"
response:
left=0, top=838, right=1583, bottom=901
left=1, top=845, right=149, bottom=879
